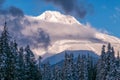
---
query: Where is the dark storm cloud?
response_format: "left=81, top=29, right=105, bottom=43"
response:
left=44, top=0, right=94, bottom=18
left=8, top=6, right=24, bottom=17
left=35, top=28, right=51, bottom=49
left=18, top=28, right=51, bottom=49
left=0, top=0, right=51, bottom=50
left=46, top=0, right=75, bottom=13
left=0, top=0, right=24, bottom=17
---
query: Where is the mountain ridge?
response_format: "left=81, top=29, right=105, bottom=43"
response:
left=35, top=11, right=80, bottom=24
left=5, top=10, right=120, bottom=61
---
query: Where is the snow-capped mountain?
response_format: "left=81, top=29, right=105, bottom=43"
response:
left=25, top=11, right=120, bottom=57
left=2, top=10, right=120, bottom=63
left=35, top=11, right=80, bottom=24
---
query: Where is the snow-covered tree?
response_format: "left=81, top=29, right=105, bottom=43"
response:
left=24, top=45, right=42, bottom=80
left=82, top=55, right=89, bottom=80
left=62, top=52, right=76, bottom=80
left=0, top=22, right=43, bottom=80
left=52, top=66, right=62, bottom=80
left=76, top=54, right=84, bottom=80
left=17, top=47, right=25, bottom=80
left=42, top=61, right=52, bottom=80
left=96, top=45, right=107, bottom=80
left=0, top=22, right=15, bottom=80
left=105, top=46, right=116, bottom=80
left=116, top=51, right=120, bottom=69
left=0, top=32, right=6, bottom=80
left=115, top=52, right=120, bottom=80
left=87, top=54, right=94, bottom=80
left=62, top=52, right=69, bottom=80
left=96, top=43, right=119, bottom=80
left=10, top=41, right=20, bottom=80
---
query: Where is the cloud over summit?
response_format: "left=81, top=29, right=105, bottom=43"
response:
left=44, top=0, right=94, bottom=18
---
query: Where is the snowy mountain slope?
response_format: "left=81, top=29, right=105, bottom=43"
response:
left=23, top=11, right=120, bottom=61
left=42, top=50, right=99, bottom=65
left=34, top=11, right=80, bottom=25
left=1, top=10, right=120, bottom=62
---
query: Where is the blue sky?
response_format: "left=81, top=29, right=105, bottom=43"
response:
left=4, top=0, right=120, bottom=38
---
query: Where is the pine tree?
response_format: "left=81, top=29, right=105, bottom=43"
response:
left=10, top=41, right=19, bottom=80
left=52, top=66, right=62, bottom=80
left=106, top=49, right=120, bottom=80
left=76, top=55, right=89, bottom=80
left=62, top=52, right=75, bottom=80
left=0, top=22, right=43, bottom=80
left=87, top=54, right=94, bottom=80
left=38, top=56, right=42, bottom=79
left=115, top=51, right=120, bottom=80
left=96, top=45, right=107, bottom=80
left=62, top=52, right=69, bottom=80
left=0, top=22, right=16, bottom=80
left=0, top=32, right=6, bottom=80
left=42, top=61, right=52, bottom=80
left=116, top=51, right=120, bottom=68
left=38, top=56, right=42, bottom=70
left=105, top=46, right=116, bottom=80
left=68, top=53, right=75, bottom=80
left=18, top=47, right=25, bottom=80
left=76, top=54, right=84, bottom=80
left=96, top=43, right=119, bottom=80
left=24, top=45, right=42, bottom=80
left=82, top=55, right=89, bottom=80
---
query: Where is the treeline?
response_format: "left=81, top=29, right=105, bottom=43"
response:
left=42, top=43, right=120, bottom=80
left=0, top=22, right=120, bottom=80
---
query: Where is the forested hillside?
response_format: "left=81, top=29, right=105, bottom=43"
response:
left=0, top=23, right=119, bottom=80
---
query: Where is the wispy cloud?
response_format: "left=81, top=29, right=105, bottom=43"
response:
left=115, top=7, right=120, bottom=12
left=110, top=7, right=120, bottom=24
